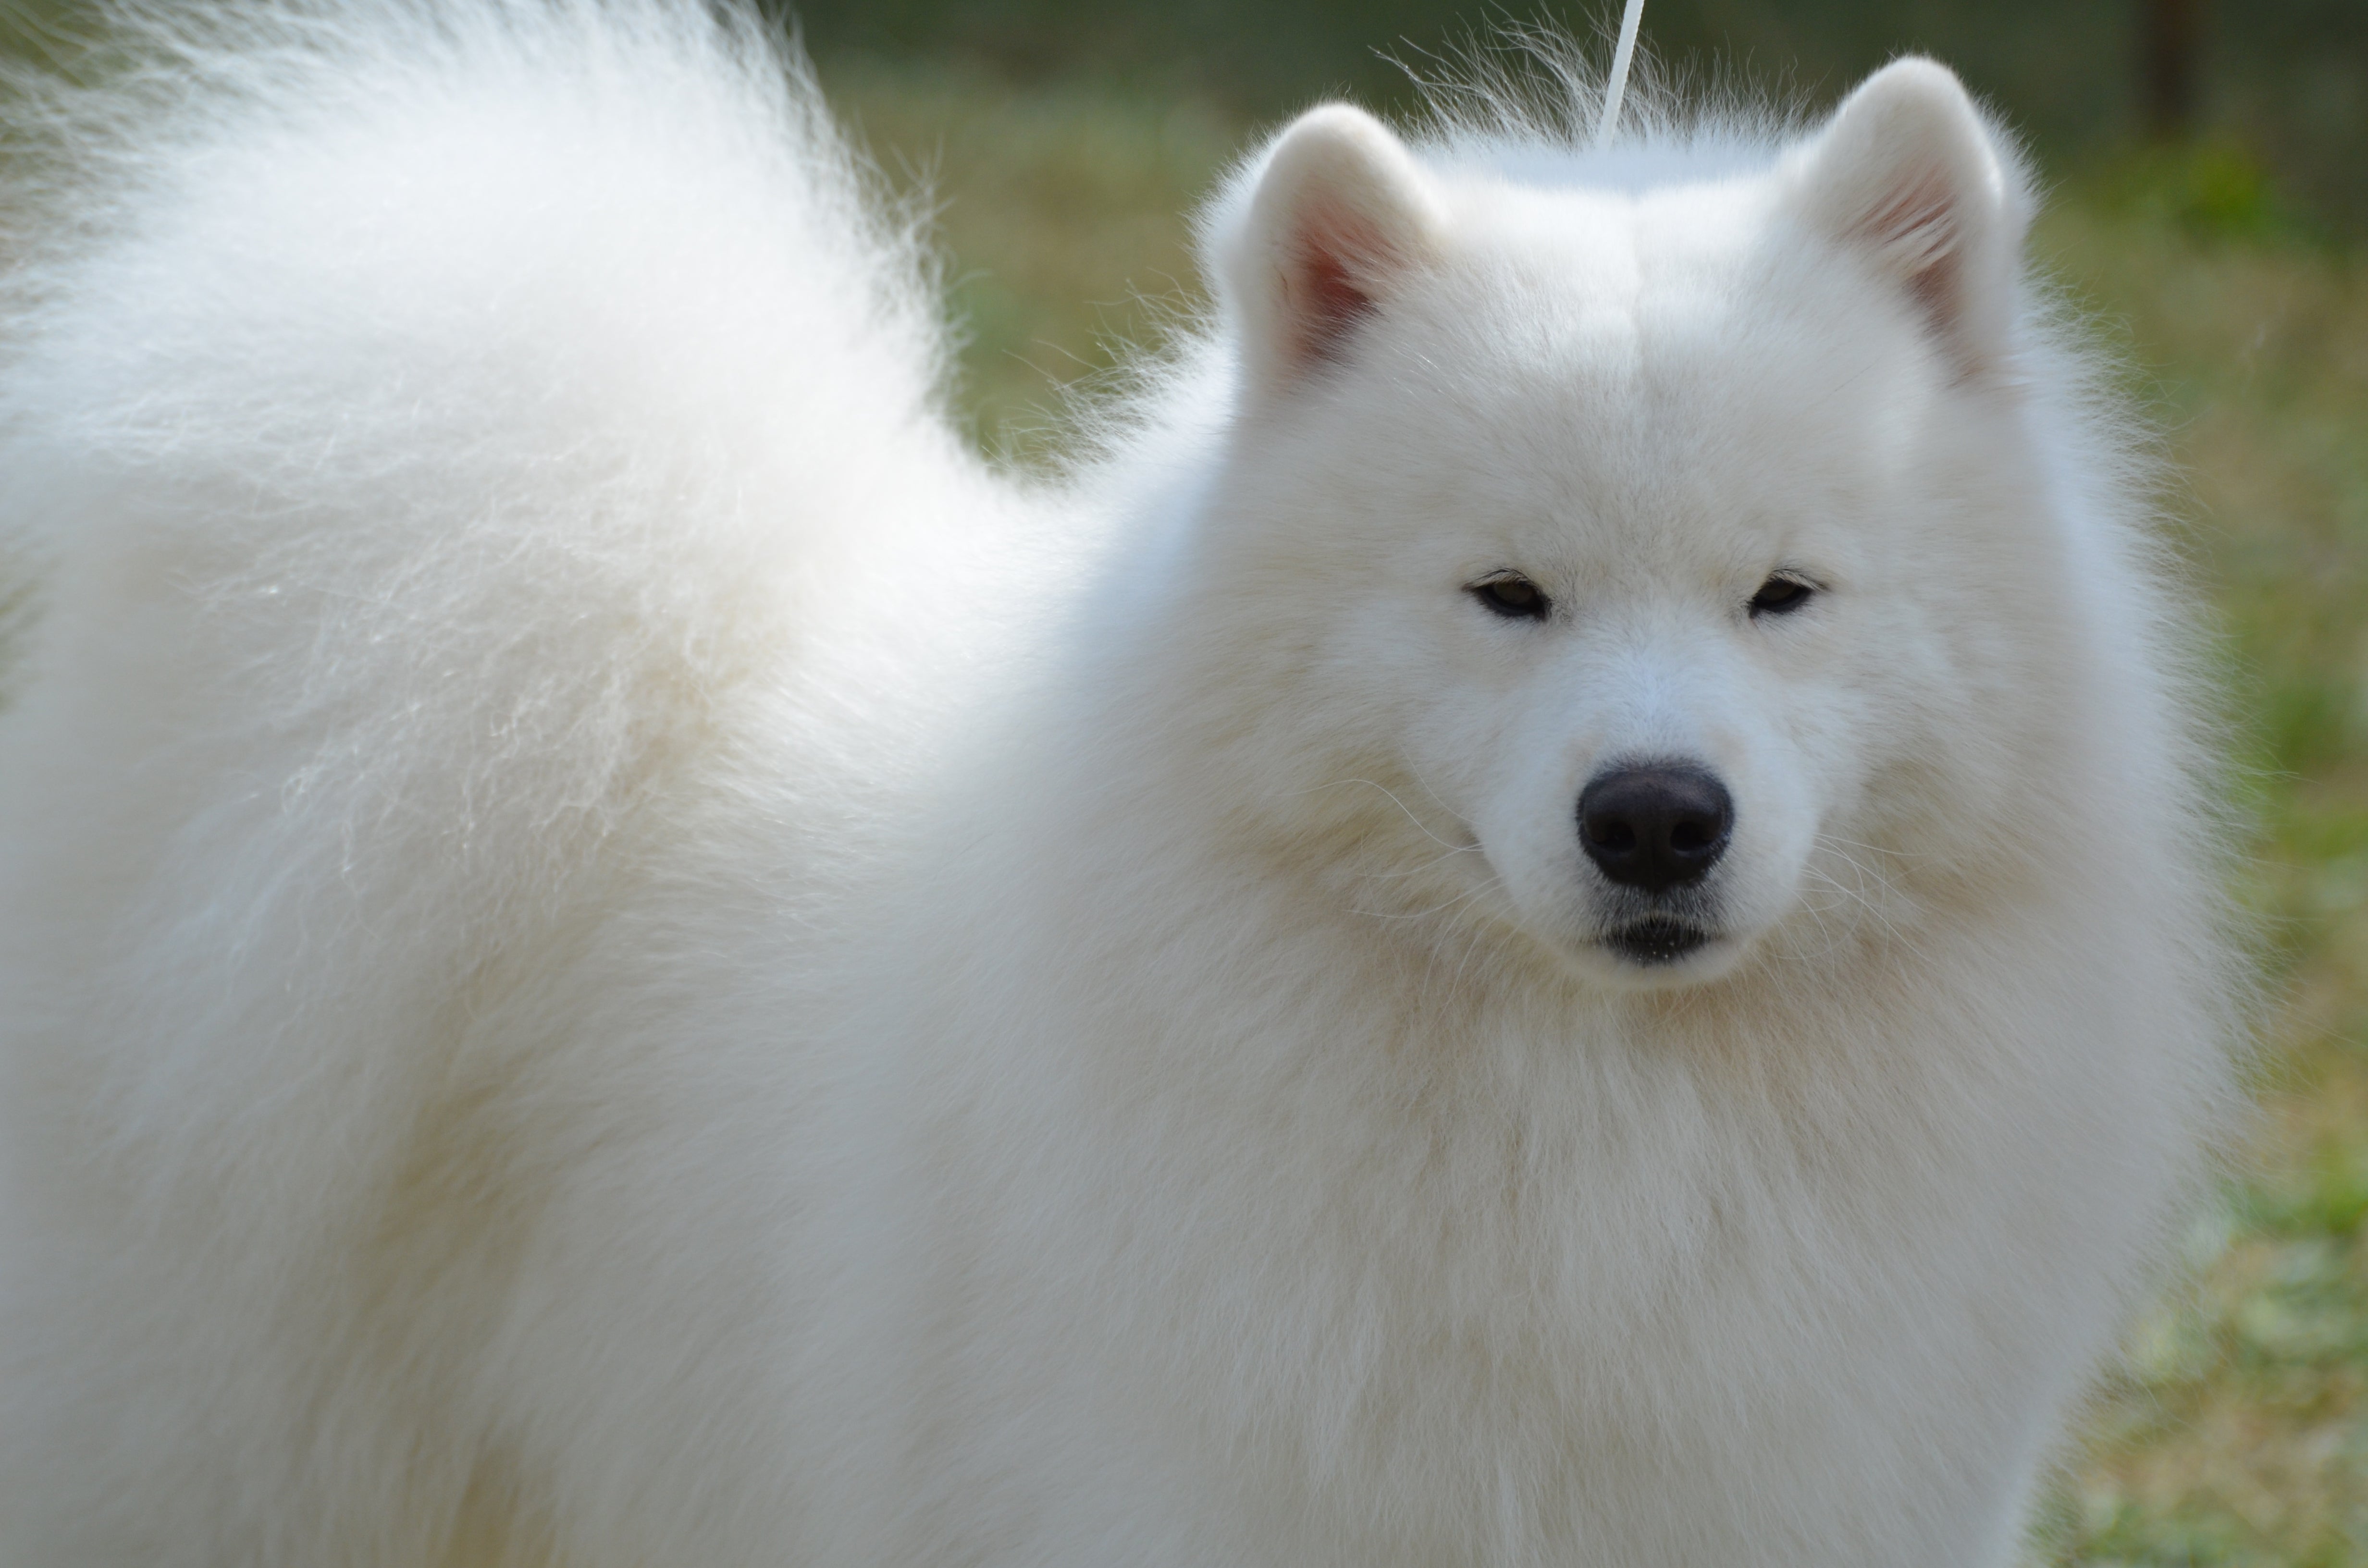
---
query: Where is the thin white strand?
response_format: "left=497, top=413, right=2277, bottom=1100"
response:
left=1299, top=777, right=1467, bottom=852
left=1592, top=0, right=1646, bottom=149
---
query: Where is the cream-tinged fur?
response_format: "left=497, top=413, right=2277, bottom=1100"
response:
left=0, top=5, right=2244, bottom=1564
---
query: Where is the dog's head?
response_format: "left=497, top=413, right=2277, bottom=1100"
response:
left=1184, top=61, right=2071, bottom=990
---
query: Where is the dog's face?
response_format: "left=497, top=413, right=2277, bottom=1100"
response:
left=1193, top=63, right=2048, bottom=989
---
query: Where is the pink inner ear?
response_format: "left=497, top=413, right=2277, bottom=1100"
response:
left=1855, top=165, right=1964, bottom=329
left=1284, top=207, right=1386, bottom=369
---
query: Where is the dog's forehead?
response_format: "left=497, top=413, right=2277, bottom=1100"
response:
left=1438, top=178, right=1897, bottom=411
left=1375, top=184, right=1923, bottom=543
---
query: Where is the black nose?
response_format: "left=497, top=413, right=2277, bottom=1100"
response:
left=1578, top=764, right=1733, bottom=893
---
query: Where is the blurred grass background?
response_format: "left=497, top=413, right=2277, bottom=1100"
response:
left=10, top=0, right=2368, bottom=1559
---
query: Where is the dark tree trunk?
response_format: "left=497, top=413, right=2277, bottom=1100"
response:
left=2141, top=0, right=2205, bottom=138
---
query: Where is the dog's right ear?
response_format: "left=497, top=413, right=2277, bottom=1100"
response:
left=1783, top=59, right=2027, bottom=379
left=1212, top=105, right=1448, bottom=400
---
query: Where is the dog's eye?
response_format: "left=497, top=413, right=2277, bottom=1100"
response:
left=1469, top=573, right=1550, bottom=621
left=1749, top=576, right=1815, bottom=617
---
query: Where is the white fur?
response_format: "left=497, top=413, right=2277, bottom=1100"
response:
left=0, top=6, right=2245, bottom=1564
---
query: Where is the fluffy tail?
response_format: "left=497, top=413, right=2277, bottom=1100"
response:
left=0, top=0, right=973, bottom=1119
left=0, top=2, right=985, bottom=1555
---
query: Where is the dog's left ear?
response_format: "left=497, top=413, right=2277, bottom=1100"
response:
left=1785, top=58, right=2027, bottom=379
left=1214, top=105, right=1448, bottom=400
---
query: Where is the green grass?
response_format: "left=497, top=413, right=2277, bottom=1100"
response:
left=819, top=67, right=2368, bottom=1565
left=824, top=60, right=1237, bottom=453
left=2020, top=191, right=2368, bottom=1566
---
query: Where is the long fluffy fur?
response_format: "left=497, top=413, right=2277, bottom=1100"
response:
left=0, top=5, right=2247, bottom=1565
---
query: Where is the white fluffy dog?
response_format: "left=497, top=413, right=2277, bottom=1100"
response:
left=0, top=3, right=2245, bottom=1563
